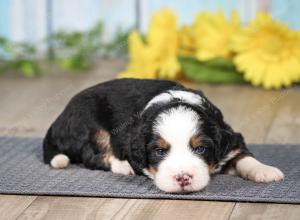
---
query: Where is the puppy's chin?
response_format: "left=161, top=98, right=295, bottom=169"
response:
left=152, top=160, right=210, bottom=193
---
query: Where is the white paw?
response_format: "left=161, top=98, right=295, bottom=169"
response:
left=236, top=156, right=284, bottom=183
left=109, top=156, right=135, bottom=175
left=50, top=154, right=70, bottom=169
left=244, top=164, right=284, bottom=183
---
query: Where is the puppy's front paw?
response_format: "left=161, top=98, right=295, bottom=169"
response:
left=243, top=164, right=284, bottom=183
left=236, top=156, right=284, bottom=183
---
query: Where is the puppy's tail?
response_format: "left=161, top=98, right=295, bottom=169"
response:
left=43, top=127, right=70, bottom=169
left=50, top=154, right=70, bottom=169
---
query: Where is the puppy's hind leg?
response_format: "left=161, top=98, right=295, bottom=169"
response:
left=81, top=143, right=134, bottom=175
left=81, top=145, right=111, bottom=171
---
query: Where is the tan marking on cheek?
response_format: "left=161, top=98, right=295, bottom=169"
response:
left=190, top=135, right=202, bottom=148
left=95, top=129, right=113, bottom=167
left=208, top=164, right=216, bottom=174
left=156, top=137, right=170, bottom=150
left=148, top=166, right=158, bottom=176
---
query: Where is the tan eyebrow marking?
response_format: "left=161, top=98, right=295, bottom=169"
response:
left=190, top=135, right=202, bottom=148
left=156, top=136, right=170, bottom=150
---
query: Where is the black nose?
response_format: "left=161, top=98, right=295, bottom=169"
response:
left=175, top=173, right=193, bottom=187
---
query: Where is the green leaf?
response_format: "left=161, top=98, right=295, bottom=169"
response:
left=0, top=37, right=13, bottom=54
left=103, top=27, right=130, bottom=57
left=179, top=56, right=246, bottom=84
left=48, top=20, right=106, bottom=70
left=0, top=59, right=41, bottom=77
left=21, top=61, right=35, bottom=77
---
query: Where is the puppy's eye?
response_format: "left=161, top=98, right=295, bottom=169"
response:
left=156, top=148, right=168, bottom=157
left=193, top=146, right=206, bottom=154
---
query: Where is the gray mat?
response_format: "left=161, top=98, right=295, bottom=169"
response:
left=0, top=137, right=299, bottom=204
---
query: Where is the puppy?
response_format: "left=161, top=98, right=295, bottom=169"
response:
left=43, top=78, right=284, bottom=193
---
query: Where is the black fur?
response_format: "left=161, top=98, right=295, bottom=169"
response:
left=43, top=78, right=251, bottom=174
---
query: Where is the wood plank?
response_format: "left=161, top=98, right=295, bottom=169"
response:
left=265, top=88, right=300, bottom=144
left=229, top=203, right=300, bottom=220
left=16, top=196, right=130, bottom=220
left=114, top=199, right=234, bottom=220
left=0, top=59, right=124, bottom=137
left=0, top=195, right=37, bottom=220
left=17, top=197, right=234, bottom=220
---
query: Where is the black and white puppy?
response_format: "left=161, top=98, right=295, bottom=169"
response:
left=43, top=78, right=284, bottom=193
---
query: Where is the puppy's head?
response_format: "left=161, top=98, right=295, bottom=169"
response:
left=128, top=101, right=245, bottom=193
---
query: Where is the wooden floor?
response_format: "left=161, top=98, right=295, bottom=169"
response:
left=0, top=59, right=299, bottom=220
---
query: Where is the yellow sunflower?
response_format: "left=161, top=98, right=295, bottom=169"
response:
left=193, top=11, right=241, bottom=61
left=119, top=8, right=181, bottom=79
left=118, top=31, right=158, bottom=79
left=148, top=8, right=181, bottom=79
left=178, top=25, right=197, bottom=56
left=233, top=13, right=300, bottom=89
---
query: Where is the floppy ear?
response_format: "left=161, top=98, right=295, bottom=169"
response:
left=216, top=124, right=253, bottom=161
left=229, top=132, right=251, bottom=154
left=187, top=88, right=224, bottom=121
left=208, top=100, right=252, bottom=160
left=231, top=132, right=253, bottom=157
left=127, top=121, right=148, bottom=174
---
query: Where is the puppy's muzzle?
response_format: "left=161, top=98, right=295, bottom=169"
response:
left=175, top=173, right=193, bottom=187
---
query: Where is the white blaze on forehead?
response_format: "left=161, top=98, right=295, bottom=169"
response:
left=154, top=106, right=200, bottom=147
left=144, top=90, right=203, bottom=111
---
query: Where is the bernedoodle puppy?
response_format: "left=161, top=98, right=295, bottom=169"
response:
left=43, top=78, right=284, bottom=193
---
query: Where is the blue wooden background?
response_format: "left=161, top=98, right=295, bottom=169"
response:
left=0, top=0, right=299, bottom=43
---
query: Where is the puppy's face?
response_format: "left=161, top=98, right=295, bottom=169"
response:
left=138, top=104, right=242, bottom=193
left=128, top=103, right=244, bottom=193
left=143, top=106, right=210, bottom=192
